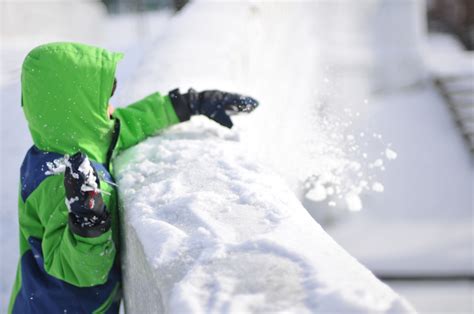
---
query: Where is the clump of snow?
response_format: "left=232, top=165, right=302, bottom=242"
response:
left=304, top=183, right=327, bottom=202
left=65, top=196, right=79, bottom=211
left=114, top=120, right=415, bottom=313
left=44, top=157, right=67, bottom=175
left=344, top=192, right=363, bottom=212
left=372, top=182, right=385, bottom=193
left=385, top=148, right=398, bottom=160
left=372, top=158, right=384, bottom=168
left=296, top=100, right=397, bottom=220
left=76, top=156, right=98, bottom=192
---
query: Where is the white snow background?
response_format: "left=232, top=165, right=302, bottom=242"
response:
left=1, top=0, right=473, bottom=313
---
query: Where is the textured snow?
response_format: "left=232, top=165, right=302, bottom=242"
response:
left=65, top=196, right=79, bottom=211
left=305, top=183, right=327, bottom=202
left=76, top=156, right=98, bottom=192
left=385, top=148, right=398, bottom=160
left=115, top=120, right=414, bottom=313
left=45, top=157, right=67, bottom=175
left=372, top=182, right=385, bottom=193
left=344, top=192, right=363, bottom=212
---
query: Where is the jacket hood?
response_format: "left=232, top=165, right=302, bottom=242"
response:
left=21, top=42, right=123, bottom=163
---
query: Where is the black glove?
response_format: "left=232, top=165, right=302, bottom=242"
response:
left=64, top=152, right=110, bottom=237
left=169, top=88, right=259, bottom=128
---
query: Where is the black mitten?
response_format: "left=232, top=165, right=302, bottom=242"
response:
left=169, top=88, right=259, bottom=128
left=64, top=152, right=110, bottom=237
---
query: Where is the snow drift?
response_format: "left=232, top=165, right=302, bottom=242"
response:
left=115, top=120, right=415, bottom=313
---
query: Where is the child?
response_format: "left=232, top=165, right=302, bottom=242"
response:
left=9, top=42, right=258, bottom=313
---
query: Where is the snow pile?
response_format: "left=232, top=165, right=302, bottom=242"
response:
left=114, top=119, right=415, bottom=313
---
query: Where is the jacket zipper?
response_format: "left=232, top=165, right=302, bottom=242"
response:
left=105, top=118, right=121, bottom=170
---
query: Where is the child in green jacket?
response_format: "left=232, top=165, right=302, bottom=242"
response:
left=9, top=42, right=257, bottom=313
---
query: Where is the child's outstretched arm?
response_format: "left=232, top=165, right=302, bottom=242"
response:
left=36, top=153, right=116, bottom=287
left=112, top=92, right=180, bottom=152
left=112, top=89, right=258, bottom=152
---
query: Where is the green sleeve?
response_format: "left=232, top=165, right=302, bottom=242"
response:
left=30, top=176, right=116, bottom=287
left=112, top=92, right=180, bottom=152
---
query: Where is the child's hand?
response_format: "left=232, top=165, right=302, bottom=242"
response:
left=169, top=88, right=259, bottom=128
left=64, top=152, right=105, bottom=217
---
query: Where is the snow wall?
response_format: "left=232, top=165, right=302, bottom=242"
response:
left=113, top=1, right=425, bottom=312
left=115, top=122, right=414, bottom=313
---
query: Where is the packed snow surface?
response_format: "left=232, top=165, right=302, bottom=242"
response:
left=114, top=119, right=414, bottom=313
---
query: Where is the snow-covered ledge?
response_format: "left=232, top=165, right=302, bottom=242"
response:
left=114, top=120, right=415, bottom=313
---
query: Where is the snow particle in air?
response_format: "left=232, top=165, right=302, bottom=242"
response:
left=385, top=148, right=398, bottom=160
left=306, top=183, right=327, bottom=202
left=345, top=192, right=362, bottom=211
left=372, top=182, right=384, bottom=193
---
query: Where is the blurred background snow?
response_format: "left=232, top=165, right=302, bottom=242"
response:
left=1, top=0, right=472, bottom=313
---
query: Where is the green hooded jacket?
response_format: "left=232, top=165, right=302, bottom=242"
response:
left=9, top=42, right=181, bottom=313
